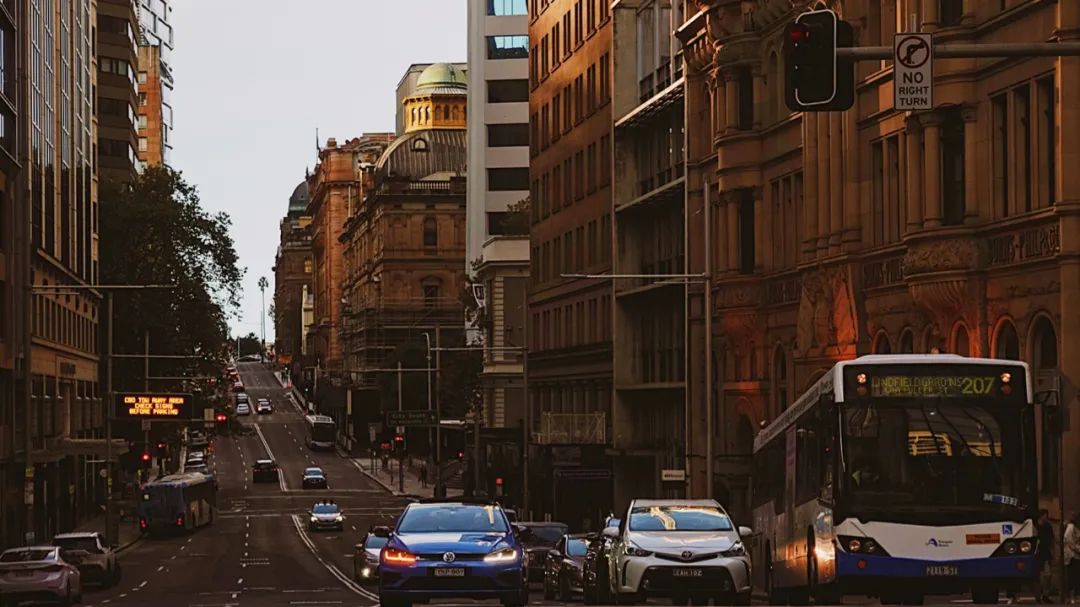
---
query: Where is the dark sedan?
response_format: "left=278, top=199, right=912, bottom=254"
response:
left=252, top=459, right=278, bottom=483
left=353, top=527, right=389, bottom=584
left=582, top=517, right=620, bottom=605
left=302, top=467, right=327, bottom=489
left=517, top=522, right=568, bottom=583
left=544, top=533, right=590, bottom=601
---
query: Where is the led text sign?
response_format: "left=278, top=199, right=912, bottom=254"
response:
left=115, top=393, right=194, bottom=420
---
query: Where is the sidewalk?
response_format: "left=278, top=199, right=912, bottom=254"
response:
left=352, top=456, right=462, bottom=499
left=74, top=508, right=142, bottom=553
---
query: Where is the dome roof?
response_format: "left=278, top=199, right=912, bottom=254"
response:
left=416, top=63, right=467, bottom=92
left=287, top=181, right=309, bottom=216
left=375, top=129, right=467, bottom=181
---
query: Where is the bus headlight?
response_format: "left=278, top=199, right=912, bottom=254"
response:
left=838, top=535, right=889, bottom=556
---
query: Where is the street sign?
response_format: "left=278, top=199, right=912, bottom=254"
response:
left=203, top=407, right=215, bottom=422
left=894, top=32, right=933, bottom=111
left=115, top=393, right=195, bottom=420
left=141, top=419, right=151, bottom=431
left=660, top=469, right=686, bottom=482
left=385, top=410, right=437, bottom=426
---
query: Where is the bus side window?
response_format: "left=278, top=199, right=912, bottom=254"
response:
left=795, top=415, right=820, bottom=504
left=819, top=399, right=836, bottom=503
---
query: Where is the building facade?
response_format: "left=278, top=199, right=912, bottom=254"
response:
left=97, top=0, right=140, bottom=185
left=273, top=182, right=313, bottom=383
left=0, top=0, right=19, bottom=549
left=680, top=0, right=1080, bottom=521
left=526, top=0, right=614, bottom=529
left=136, top=0, right=173, bottom=167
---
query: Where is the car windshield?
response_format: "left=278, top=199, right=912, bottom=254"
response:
left=305, top=468, right=323, bottom=476
left=397, top=504, right=509, bottom=533
left=255, top=461, right=274, bottom=469
left=628, top=506, right=733, bottom=531
left=365, top=536, right=389, bottom=549
left=522, top=524, right=567, bottom=546
left=312, top=504, right=339, bottom=514
left=566, top=539, right=588, bottom=556
left=1, top=549, right=54, bottom=562
left=54, top=537, right=98, bottom=552
left=842, top=400, right=1028, bottom=514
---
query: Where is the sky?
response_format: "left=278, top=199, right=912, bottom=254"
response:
left=169, top=0, right=468, bottom=342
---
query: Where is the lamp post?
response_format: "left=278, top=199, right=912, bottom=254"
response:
left=258, top=277, right=269, bottom=353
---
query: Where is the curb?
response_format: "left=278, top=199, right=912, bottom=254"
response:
left=116, top=534, right=142, bottom=553
left=351, top=459, right=400, bottom=495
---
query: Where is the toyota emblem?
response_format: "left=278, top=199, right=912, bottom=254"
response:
left=443, top=552, right=456, bottom=563
left=681, top=550, right=693, bottom=561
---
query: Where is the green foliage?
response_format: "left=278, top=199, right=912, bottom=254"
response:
left=499, top=196, right=530, bottom=236
left=100, top=166, right=245, bottom=391
left=235, top=333, right=262, bottom=357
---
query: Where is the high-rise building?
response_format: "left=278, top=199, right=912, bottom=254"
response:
left=96, top=0, right=140, bottom=184
left=273, top=182, right=313, bottom=384
left=465, top=0, right=530, bottom=499
left=14, top=0, right=105, bottom=546
left=526, top=0, right=614, bottom=528
left=136, top=0, right=173, bottom=167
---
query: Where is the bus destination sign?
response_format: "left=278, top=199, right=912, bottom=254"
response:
left=870, top=375, right=997, bottom=398
left=115, top=393, right=194, bottom=419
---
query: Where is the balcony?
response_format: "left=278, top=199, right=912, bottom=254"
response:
left=532, top=412, right=607, bottom=445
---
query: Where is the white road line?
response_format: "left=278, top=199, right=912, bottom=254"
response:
left=139, top=580, right=148, bottom=588
left=180, top=545, right=186, bottom=551
left=290, top=514, right=379, bottom=600
left=232, top=592, right=238, bottom=599
left=157, top=565, right=164, bottom=572
left=237, top=577, right=243, bottom=585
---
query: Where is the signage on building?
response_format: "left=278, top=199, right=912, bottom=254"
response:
left=58, top=361, right=77, bottom=377
left=660, top=469, right=686, bottom=482
left=114, top=393, right=195, bottom=420
left=893, top=32, right=933, bottom=111
left=385, top=410, right=437, bottom=426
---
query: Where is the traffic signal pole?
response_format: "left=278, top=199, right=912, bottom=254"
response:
left=835, top=41, right=1080, bottom=60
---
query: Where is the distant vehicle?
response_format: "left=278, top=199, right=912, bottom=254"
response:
left=544, top=533, right=589, bottom=601
left=516, top=522, right=569, bottom=582
left=188, top=430, right=208, bottom=449
left=302, top=467, right=327, bottom=489
left=304, top=415, right=336, bottom=451
left=308, top=501, right=345, bottom=531
left=186, top=450, right=205, bottom=462
left=0, top=546, right=82, bottom=605
left=232, top=381, right=245, bottom=393
left=252, top=459, right=278, bottom=483
left=138, top=472, right=217, bottom=534
left=51, top=532, right=120, bottom=588
left=184, top=460, right=208, bottom=474
left=354, top=527, right=389, bottom=584
left=751, top=355, right=1037, bottom=606
left=235, top=393, right=249, bottom=405
left=256, top=399, right=272, bottom=415
left=236, top=402, right=251, bottom=416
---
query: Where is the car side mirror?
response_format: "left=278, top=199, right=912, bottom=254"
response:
left=738, top=526, right=753, bottom=538
left=601, top=526, right=619, bottom=539
left=371, top=526, right=391, bottom=538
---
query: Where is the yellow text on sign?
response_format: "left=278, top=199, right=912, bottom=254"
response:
left=123, top=395, right=187, bottom=417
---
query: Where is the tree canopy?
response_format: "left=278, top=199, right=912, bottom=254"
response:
left=100, top=166, right=245, bottom=392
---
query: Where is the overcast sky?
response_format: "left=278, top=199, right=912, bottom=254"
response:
left=170, top=0, right=467, bottom=341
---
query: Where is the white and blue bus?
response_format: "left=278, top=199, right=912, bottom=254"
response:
left=137, top=472, right=218, bottom=534
left=305, top=414, right=336, bottom=451
left=750, top=354, right=1038, bottom=605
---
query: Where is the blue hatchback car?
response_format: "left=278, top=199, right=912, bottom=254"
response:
left=377, top=499, right=528, bottom=607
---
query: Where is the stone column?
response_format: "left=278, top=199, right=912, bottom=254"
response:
left=802, top=113, right=819, bottom=259
left=842, top=96, right=861, bottom=247
left=905, top=116, right=924, bottom=233
left=816, top=110, right=831, bottom=252
left=715, top=191, right=728, bottom=273
left=753, top=186, right=764, bottom=272
left=762, top=180, right=774, bottom=271
left=961, top=0, right=977, bottom=25
left=752, top=66, right=765, bottom=130
left=829, top=112, right=843, bottom=254
left=962, top=106, right=981, bottom=223
left=921, top=113, right=943, bottom=228
left=711, top=73, right=725, bottom=139
left=724, top=69, right=738, bottom=135
left=921, top=0, right=939, bottom=31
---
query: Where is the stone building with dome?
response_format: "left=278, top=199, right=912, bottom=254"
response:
left=273, top=181, right=315, bottom=381
left=339, top=63, right=469, bottom=455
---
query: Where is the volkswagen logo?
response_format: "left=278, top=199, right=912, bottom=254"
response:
left=681, top=550, right=694, bottom=561
left=443, top=552, right=456, bottom=563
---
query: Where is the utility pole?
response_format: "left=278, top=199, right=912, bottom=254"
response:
left=434, top=325, right=442, bottom=498
left=397, top=361, right=404, bottom=494
left=258, top=276, right=269, bottom=352
left=144, top=331, right=151, bottom=477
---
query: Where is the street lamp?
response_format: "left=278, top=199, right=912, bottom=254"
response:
left=258, top=276, right=269, bottom=353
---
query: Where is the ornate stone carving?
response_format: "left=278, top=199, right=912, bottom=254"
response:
left=795, top=265, right=858, bottom=356
left=901, top=238, right=983, bottom=276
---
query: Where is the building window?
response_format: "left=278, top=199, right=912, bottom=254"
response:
left=488, top=79, right=529, bottom=103
left=1038, top=76, right=1056, bottom=207
left=303, top=260, right=312, bottom=273
left=773, top=347, right=789, bottom=415
left=421, top=278, right=441, bottom=309
left=423, top=216, right=438, bottom=248
left=138, top=138, right=148, bottom=151
left=737, top=67, right=754, bottom=130
left=1016, top=84, right=1032, bottom=213
left=994, top=320, right=1020, bottom=360
left=488, top=123, right=529, bottom=147
left=138, top=115, right=147, bottom=129
left=941, top=107, right=965, bottom=225
left=139, top=92, right=147, bottom=106
left=738, top=189, right=755, bottom=274
left=992, top=93, right=1009, bottom=217
left=488, top=0, right=526, bottom=15
left=873, top=332, right=892, bottom=354
left=939, top=0, right=963, bottom=26
left=488, top=168, right=529, bottom=192
left=138, top=71, right=147, bottom=83
left=487, top=35, right=529, bottom=60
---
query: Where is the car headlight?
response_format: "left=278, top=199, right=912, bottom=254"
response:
left=623, top=542, right=653, bottom=557
left=383, top=548, right=417, bottom=565
left=310, top=516, right=318, bottom=523
left=722, top=541, right=746, bottom=557
left=484, top=548, right=519, bottom=563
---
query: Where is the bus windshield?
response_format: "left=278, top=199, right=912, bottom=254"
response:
left=842, top=399, right=1028, bottom=515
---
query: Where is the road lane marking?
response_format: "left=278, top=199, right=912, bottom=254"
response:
left=139, top=580, right=148, bottom=588
left=237, top=578, right=243, bottom=585
left=290, top=514, right=378, bottom=600
left=157, top=565, right=165, bottom=572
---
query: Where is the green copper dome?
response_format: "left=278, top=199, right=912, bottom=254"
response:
left=416, top=63, right=467, bottom=91
left=287, top=181, right=309, bottom=217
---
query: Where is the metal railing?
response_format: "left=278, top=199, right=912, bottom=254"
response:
left=532, top=412, right=607, bottom=445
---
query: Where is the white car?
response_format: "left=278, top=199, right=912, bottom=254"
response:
left=603, top=499, right=752, bottom=605
left=236, top=402, right=251, bottom=416
left=52, top=532, right=121, bottom=587
left=0, top=546, right=83, bottom=604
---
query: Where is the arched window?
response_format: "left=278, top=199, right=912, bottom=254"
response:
left=445, top=105, right=452, bottom=120
left=773, top=347, right=788, bottom=414
left=1032, top=316, right=1058, bottom=372
left=421, top=277, right=441, bottom=309
left=1030, top=316, right=1059, bottom=495
left=872, top=331, right=892, bottom=354
left=994, top=320, right=1020, bottom=360
left=899, top=328, right=914, bottom=353
left=953, top=324, right=970, bottom=356
left=735, top=415, right=755, bottom=456
left=422, top=216, right=438, bottom=248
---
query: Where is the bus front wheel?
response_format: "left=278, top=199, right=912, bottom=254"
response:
left=971, top=586, right=999, bottom=604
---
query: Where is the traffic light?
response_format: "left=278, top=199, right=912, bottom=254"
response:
left=457, top=451, right=464, bottom=461
left=393, top=434, right=405, bottom=453
left=156, top=441, right=166, bottom=456
left=140, top=451, right=152, bottom=467
left=215, top=413, right=227, bottom=423
left=784, top=9, right=854, bottom=112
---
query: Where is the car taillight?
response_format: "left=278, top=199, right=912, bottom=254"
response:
left=382, top=548, right=417, bottom=565
left=176, top=515, right=184, bottom=526
left=139, top=518, right=148, bottom=529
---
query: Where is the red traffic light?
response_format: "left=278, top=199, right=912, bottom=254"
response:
left=141, top=452, right=151, bottom=462
left=457, top=451, right=464, bottom=460
left=495, top=477, right=503, bottom=486
left=787, top=23, right=810, bottom=43
left=393, top=434, right=405, bottom=443
left=215, top=413, right=227, bottom=422
left=157, top=442, right=166, bottom=450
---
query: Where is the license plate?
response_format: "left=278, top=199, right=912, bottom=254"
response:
left=926, top=565, right=959, bottom=577
left=673, top=568, right=704, bottom=578
left=432, top=567, right=466, bottom=577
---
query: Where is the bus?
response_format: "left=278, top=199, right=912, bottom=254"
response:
left=137, top=472, right=218, bottom=534
left=305, top=414, right=336, bottom=451
left=750, top=354, right=1038, bottom=605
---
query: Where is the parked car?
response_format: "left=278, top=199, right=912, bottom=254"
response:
left=252, top=459, right=279, bottom=483
left=517, top=522, right=569, bottom=583
left=582, top=517, right=620, bottom=605
left=0, top=546, right=82, bottom=605
left=51, top=532, right=121, bottom=587
left=544, top=533, right=590, bottom=601
left=353, top=526, right=389, bottom=584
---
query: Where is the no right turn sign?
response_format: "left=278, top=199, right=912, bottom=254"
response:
left=894, top=32, right=933, bottom=111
